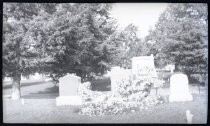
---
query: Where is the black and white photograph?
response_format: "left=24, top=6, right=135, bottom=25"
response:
left=2, top=3, right=208, bottom=124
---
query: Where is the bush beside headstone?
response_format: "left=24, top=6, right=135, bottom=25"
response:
left=78, top=66, right=164, bottom=116
left=78, top=55, right=164, bottom=116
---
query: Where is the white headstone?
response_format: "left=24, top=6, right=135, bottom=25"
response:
left=56, top=74, right=82, bottom=106
left=169, top=73, right=193, bottom=102
left=131, top=54, right=157, bottom=80
left=164, top=64, right=175, bottom=73
left=110, top=66, right=132, bottom=94
left=131, top=55, right=155, bottom=75
left=110, top=66, right=122, bottom=94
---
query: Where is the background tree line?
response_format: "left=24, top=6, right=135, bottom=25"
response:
left=146, top=3, right=208, bottom=84
left=3, top=3, right=208, bottom=99
left=3, top=3, right=143, bottom=99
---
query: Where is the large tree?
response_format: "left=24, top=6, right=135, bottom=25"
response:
left=3, top=3, right=49, bottom=99
left=27, top=3, right=119, bottom=82
left=146, top=3, right=208, bottom=78
left=3, top=3, right=120, bottom=99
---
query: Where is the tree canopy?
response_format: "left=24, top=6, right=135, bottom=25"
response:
left=27, top=3, right=120, bottom=81
left=146, top=3, right=208, bottom=76
left=3, top=3, right=43, bottom=78
left=110, top=24, right=152, bottom=69
left=3, top=3, right=122, bottom=85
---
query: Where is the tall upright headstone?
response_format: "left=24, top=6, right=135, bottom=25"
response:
left=131, top=54, right=157, bottom=79
left=169, top=73, right=193, bottom=102
left=110, top=66, right=132, bottom=94
left=56, top=74, right=82, bottom=106
left=110, top=66, right=122, bottom=94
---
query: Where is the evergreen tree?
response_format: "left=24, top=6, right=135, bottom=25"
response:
left=3, top=3, right=46, bottom=99
left=111, top=24, right=152, bottom=69
left=26, top=3, right=118, bottom=82
left=146, top=3, right=208, bottom=79
left=3, top=3, right=119, bottom=99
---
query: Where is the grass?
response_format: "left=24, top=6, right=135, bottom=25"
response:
left=3, top=78, right=208, bottom=124
left=3, top=94, right=207, bottom=123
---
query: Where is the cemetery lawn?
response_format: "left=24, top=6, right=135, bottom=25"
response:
left=3, top=80, right=208, bottom=124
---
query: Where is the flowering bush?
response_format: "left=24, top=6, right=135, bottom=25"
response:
left=78, top=93, right=124, bottom=116
left=78, top=93, right=162, bottom=116
left=78, top=66, right=164, bottom=116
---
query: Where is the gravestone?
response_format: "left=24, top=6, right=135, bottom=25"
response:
left=21, top=73, right=45, bottom=81
left=169, top=65, right=175, bottom=73
left=110, top=66, right=122, bottom=94
left=164, top=64, right=175, bottom=73
left=56, top=74, right=82, bottom=106
left=169, top=73, right=193, bottom=102
left=131, top=54, right=157, bottom=79
left=110, top=67, right=132, bottom=94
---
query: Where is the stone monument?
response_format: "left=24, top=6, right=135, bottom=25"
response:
left=56, top=74, right=82, bottom=106
left=131, top=54, right=157, bottom=79
left=110, top=66, right=122, bottom=94
left=169, top=73, right=193, bottom=102
left=110, top=66, right=132, bottom=94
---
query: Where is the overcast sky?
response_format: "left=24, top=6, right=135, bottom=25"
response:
left=110, top=3, right=168, bottom=39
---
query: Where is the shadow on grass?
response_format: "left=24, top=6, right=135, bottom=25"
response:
left=3, top=81, right=53, bottom=89
left=22, top=85, right=59, bottom=99
left=91, top=77, right=111, bottom=91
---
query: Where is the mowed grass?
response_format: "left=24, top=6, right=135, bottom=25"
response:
left=3, top=78, right=208, bottom=124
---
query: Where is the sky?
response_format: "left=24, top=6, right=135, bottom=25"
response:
left=110, top=3, right=168, bottom=39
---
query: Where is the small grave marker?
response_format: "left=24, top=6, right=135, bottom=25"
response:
left=186, top=110, right=193, bottom=124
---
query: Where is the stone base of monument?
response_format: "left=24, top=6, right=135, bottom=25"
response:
left=56, top=96, right=82, bottom=106
left=169, top=93, right=193, bottom=102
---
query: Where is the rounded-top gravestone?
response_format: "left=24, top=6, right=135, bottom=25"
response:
left=169, top=73, right=193, bottom=102
left=56, top=74, right=82, bottom=106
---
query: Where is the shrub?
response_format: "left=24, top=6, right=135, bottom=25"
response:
left=78, top=66, right=164, bottom=116
left=189, top=74, right=207, bottom=85
left=78, top=93, right=162, bottom=116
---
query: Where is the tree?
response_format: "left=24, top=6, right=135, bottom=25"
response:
left=3, top=3, right=47, bottom=99
left=110, top=24, right=152, bottom=69
left=26, top=3, right=119, bottom=82
left=146, top=3, right=208, bottom=77
left=110, top=24, right=140, bottom=68
left=3, top=3, right=119, bottom=99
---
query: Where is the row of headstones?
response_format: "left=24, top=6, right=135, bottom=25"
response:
left=4, top=73, right=46, bottom=82
left=56, top=54, right=193, bottom=106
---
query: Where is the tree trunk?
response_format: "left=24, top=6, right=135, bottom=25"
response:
left=11, top=73, right=21, bottom=100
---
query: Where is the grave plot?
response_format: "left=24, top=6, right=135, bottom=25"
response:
left=78, top=55, right=164, bottom=116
